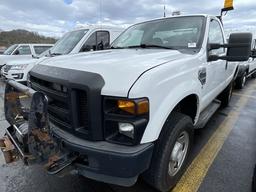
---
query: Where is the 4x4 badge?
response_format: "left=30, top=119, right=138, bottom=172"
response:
left=198, top=67, right=207, bottom=85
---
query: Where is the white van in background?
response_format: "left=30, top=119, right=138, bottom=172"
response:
left=2, top=25, right=124, bottom=83
left=0, top=44, right=53, bottom=67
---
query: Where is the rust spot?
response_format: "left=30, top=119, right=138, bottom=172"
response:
left=5, top=92, right=26, bottom=101
left=31, top=129, right=53, bottom=143
left=44, top=155, right=60, bottom=169
left=0, top=137, right=17, bottom=164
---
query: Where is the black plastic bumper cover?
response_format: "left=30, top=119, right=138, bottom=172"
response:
left=52, top=125, right=154, bottom=186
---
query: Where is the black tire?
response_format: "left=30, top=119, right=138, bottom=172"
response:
left=235, top=72, right=246, bottom=89
left=143, top=112, right=194, bottom=192
left=218, top=81, right=233, bottom=108
left=251, top=72, right=256, bottom=79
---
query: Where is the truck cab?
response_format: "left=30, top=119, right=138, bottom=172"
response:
left=0, top=44, right=53, bottom=67
left=1, top=15, right=252, bottom=192
left=2, top=26, right=124, bottom=83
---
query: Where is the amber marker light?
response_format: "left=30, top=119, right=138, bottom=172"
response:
left=117, top=99, right=149, bottom=115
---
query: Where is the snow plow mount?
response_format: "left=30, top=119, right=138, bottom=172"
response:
left=2, top=80, right=76, bottom=174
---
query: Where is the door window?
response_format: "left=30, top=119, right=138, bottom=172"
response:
left=80, top=31, right=110, bottom=52
left=34, top=46, right=52, bottom=55
left=96, top=31, right=110, bottom=50
left=208, top=19, right=225, bottom=55
left=14, top=46, right=31, bottom=55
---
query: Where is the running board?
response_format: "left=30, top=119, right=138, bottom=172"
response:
left=195, top=99, right=221, bottom=129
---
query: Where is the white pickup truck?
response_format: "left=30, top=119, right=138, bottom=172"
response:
left=2, top=15, right=252, bottom=192
left=235, top=39, right=256, bottom=89
left=2, top=26, right=124, bottom=83
left=0, top=44, right=53, bottom=67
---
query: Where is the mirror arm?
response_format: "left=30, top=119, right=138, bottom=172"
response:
left=208, top=43, right=228, bottom=51
left=209, top=43, right=251, bottom=51
left=208, top=55, right=229, bottom=62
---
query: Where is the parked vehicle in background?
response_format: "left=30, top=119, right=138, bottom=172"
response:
left=2, top=25, right=124, bottom=83
left=0, top=44, right=53, bottom=68
left=235, top=39, right=256, bottom=89
left=0, top=46, right=6, bottom=54
left=1, top=15, right=252, bottom=192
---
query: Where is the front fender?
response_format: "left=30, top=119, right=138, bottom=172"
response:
left=128, top=62, right=201, bottom=144
left=142, top=84, right=200, bottom=144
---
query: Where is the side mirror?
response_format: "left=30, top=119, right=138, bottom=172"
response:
left=14, top=50, right=20, bottom=55
left=32, top=54, right=39, bottom=59
left=251, top=49, right=256, bottom=58
left=97, top=41, right=104, bottom=50
left=208, top=33, right=252, bottom=62
left=226, top=33, right=252, bottom=61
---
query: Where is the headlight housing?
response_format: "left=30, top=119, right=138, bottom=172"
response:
left=11, top=64, right=29, bottom=70
left=103, top=97, right=149, bottom=146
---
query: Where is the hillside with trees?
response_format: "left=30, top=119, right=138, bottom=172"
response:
left=0, top=29, right=57, bottom=47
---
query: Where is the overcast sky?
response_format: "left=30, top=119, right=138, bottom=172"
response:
left=0, top=0, right=256, bottom=37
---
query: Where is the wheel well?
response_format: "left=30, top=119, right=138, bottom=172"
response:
left=246, top=67, right=249, bottom=74
left=173, top=94, right=198, bottom=123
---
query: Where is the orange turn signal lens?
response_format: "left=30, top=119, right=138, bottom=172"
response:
left=118, top=100, right=135, bottom=114
left=117, top=99, right=149, bottom=115
left=137, top=100, right=149, bottom=115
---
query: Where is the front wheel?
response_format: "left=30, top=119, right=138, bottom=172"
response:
left=143, top=112, right=194, bottom=192
left=235, top=72, right=246, bottom=89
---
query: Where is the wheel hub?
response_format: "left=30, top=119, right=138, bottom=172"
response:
left=168, top=131, right=189, bottom=176
left=242, top=76, right=246, bottom=87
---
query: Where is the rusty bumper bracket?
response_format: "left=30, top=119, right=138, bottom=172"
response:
left=2, top=80, right=77, bottom=174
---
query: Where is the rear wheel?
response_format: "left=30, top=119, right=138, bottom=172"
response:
left=251, top=72, right=256, bottom=78
left=218, top=81, right=233, bottom=108
left=235, top=72, right=246, bottom=89
left=143, top=112, right=194, bottom=192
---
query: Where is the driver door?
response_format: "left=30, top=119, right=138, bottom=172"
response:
left=207, top=19, right=227, bottom=91
left=201, top=19, right=227, bottom=108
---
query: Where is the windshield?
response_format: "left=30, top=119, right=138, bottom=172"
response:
left=112, top=16, right=205, bottom=50
left=3, top=44, right=18, bottom=55
left=50, top=29, right=88, bottom=55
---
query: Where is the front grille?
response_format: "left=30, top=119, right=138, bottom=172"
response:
left=30, top=75, right=89, bottom=137
left=4, top=65, right=12, bottom=73
left=77, top=90, right=89, bottom=128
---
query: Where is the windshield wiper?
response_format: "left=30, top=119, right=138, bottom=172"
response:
left=48, top=50, right=63, bottom=57
left=127, top=44, right=176, bottom=50
left=51, top=52, right=63, bottom=56
left=32, top=54, right=40, bottom=59
left=110, top=46, right=125, bottom=49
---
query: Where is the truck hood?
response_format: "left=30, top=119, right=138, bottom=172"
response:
left=0, top=55, right=32, bottom=66
left=39, top=49, right=194, bottom=96
left=6, top=56, right=49, bottom=66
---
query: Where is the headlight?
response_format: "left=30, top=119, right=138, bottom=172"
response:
left=11, top=64, right=29, bottom=70
left=103, top=97, right=149, bottom=145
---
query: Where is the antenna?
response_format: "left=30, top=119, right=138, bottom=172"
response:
left=163, top=0, right=166, bottom=17
left=99, top=0, right=102, bottom=28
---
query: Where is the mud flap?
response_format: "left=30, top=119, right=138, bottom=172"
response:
left=2, top=80, right=76, bottom=175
